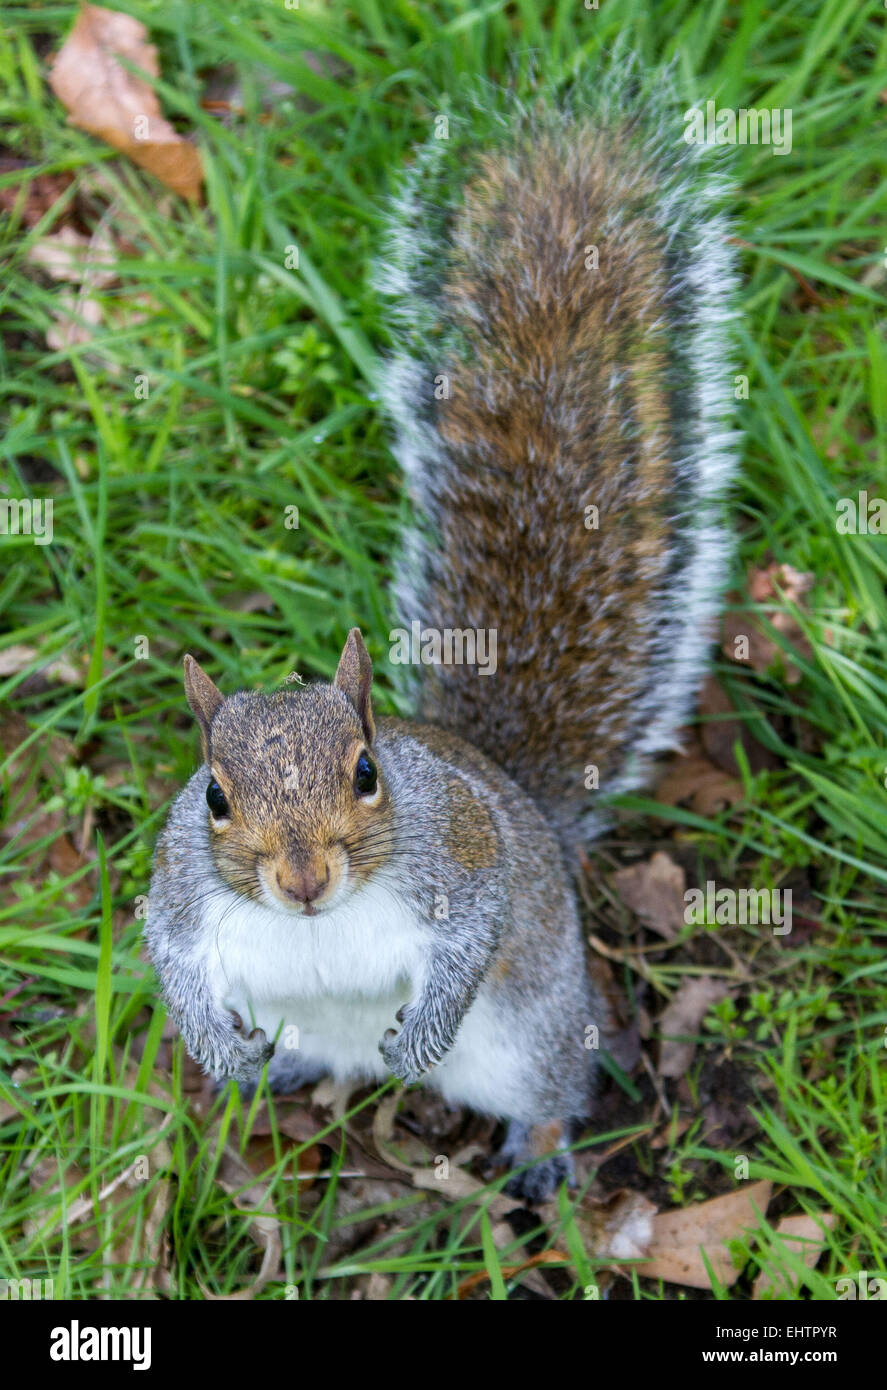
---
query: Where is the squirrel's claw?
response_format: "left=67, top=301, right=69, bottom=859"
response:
left=379, top=1020, right=432, bottom=1086
left=221, top=1012, right=274, bottom=1083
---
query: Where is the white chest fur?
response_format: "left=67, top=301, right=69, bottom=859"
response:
left=202, top=876, right=428, bottom=1080
left=199, top=875, right=531, bottom=1120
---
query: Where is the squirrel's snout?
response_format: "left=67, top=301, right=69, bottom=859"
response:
left=275, top=864, right=331, bottom=912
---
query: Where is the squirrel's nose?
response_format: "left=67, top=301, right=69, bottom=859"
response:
left=276, top=865, right=330, bottom=905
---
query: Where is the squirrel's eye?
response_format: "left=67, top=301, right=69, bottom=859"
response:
left=354, top=753, right=378, bottom=797
left=206, top=779, right=230, bottom=819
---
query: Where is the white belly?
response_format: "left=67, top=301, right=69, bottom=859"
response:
left=204, top=876, right=427, bottom=1079
left=200, top=875, right=532, bottom=1118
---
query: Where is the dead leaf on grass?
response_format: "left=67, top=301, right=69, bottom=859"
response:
left=0, top=644, right=83, bottom=686
left=540, top=1187, right=657, bottom=1264
left=722, top=563, right=815, bottom=685
left=612, top=851, right=686, bottom=940
left=0, top=168, right=74, bottom=227
left=202, top=1146, right=282, bottom=1299
left=753, top=1211, right=838, bottom=1299
left=655, top=742, right=744, bottom=816
left=48, top=834, right=95, bottom=909
left=242, top=1100, right=323, bottom=1187
left=26, top=224, right=119, bottom=352
left=26, top=225, right=117, bottom=287
left=637, top=1180, right=772, bottom=1289
left=49, top=4, right=203, bottom=200
left=697, top=675, right=782, bottom=776
left=658, top=977, right=730, bottom=1078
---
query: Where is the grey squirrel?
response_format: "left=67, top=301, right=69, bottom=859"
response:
left=146, top=58, right=738, bottom=1202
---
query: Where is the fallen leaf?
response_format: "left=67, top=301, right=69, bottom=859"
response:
left=49, top=4, right=202, bottom=200
left=697, top=675, right=782, bottom=777
left=203, top=1146, right=282, bottom=1299
left=722, top=563, right=815, bottom=685
left=638, top=1180, right=772, bottom=1288
left=47, top=291, right=104, bottom=350
left=0, top=644, right=82, bottom=685
left=0, top=168, right=74, bottom=228
left=542, top=1188, right=657, bottom=1263
left=241, top=1100, right=323, bottom=1185
left=27, top=227, right=90, bottom=282
left=650, top=1115, right=693, bottom=1150
left=658, top=977, right=730, bottom=1078
left=612, top=851, right=686, bottom=940
left=595, top=1188, right=658, bottom=1261
left=753, top=1211, right=838, bottom=1299
left=454, top=1249, right=566, bottom=1301
left=588, top=952, right=641, bottom=1072
left=26, top=225, right=119, bottom=353
left=655, top=742, right=744, bottom=816
left=748, top=563, right=813, bottom=606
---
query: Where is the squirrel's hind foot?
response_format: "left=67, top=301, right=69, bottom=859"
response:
left=492, top=1119, right=577, bottom=1205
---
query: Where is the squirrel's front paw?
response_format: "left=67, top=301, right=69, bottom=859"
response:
left=226, top=1011, right=274, bottom=1083
left=378, top=1008, right=442, bottom=1085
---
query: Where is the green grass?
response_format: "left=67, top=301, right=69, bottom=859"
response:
left=1, top=0, right=886, bottom=1300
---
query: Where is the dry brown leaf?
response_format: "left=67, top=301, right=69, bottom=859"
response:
left=540, top=1187, right=657, bottom=1264
left=49, top=4, right=202, bottom=200
left=242, top=1100, right=322, bottom=1186
left=722, top=563, right=815, bottom=685
left=48, top=834, right=95, bottom=909
left=454, top=1249, right=566, bottom=1300
left=753, top=1211, right=838, bottom=1299
left=0, top=644, right=82, bottom=685
left=658, top=977, right=730, bottom=1078
left=638, top=1180, right=772, bottom=1288
left=48, top=291, right=105, bottom=350
left=27, top=225, right=117, bottom=288
left=0, top=169, right=74, bottom=228
left=28, top=227, right=91, bottom=282
left=612, top=851, right=686, bottom=940
left=204, top=1147, right=282, bottom=1299
left=656, top=744, right=744, bottom=817
left=592, top=1188, right=658, bottom=1261
left=698, top=675, right=782, bottom=776
left=650, top=1115, right=693, bottom=1150
left=26, top=225, right=120, bottom=353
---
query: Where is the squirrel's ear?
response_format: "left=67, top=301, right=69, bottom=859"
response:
left=183, top=655, right=224, bottom=762
left=334, top=628, right=376, bottom=744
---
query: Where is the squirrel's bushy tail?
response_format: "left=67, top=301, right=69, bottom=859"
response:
left=376, top=51, right=739, bottom=851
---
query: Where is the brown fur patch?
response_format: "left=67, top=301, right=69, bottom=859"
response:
left=445, top=777, right=498, bottom=870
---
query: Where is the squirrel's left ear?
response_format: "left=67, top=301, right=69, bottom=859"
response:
left=334, top=628, right=376, bottom=744
left=183, top=654, right=224, bottom=762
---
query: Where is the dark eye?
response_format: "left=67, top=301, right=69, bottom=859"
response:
left=206, top=779, right=230, bottom=819
left=354, top=753, right=377, bottom=797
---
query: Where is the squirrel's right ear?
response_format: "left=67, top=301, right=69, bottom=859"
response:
left=183, top=655, right=224, bottom=762
left=334, top=628, right=376, bottom=744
